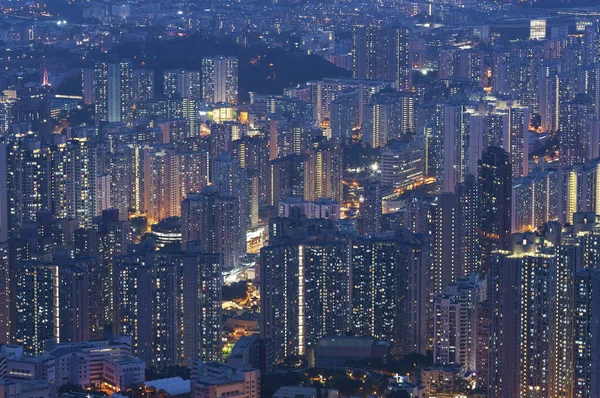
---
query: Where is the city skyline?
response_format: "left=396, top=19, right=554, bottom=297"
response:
left=1, top=0, right=600, bottom=397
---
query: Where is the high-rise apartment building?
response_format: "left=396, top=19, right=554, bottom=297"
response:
left=201, top=56, right=239, bottom=104
left=559, top=94, right=599, bottom=166
left=329, top=90, right=359, bottom=145
left=94, top=61, right=133, bottom=126
left=81, top=68, right=95, bottom=105
left=230, top=136, right=270, bottom=204
left=132, top=69, right=154, bottom=103
left=182, top=247, right=223, bottom=364
left=268, top=155, right=307, bottom=206
left=574, top=268, right=600, bottom=398
left=212, top=153, right=249, bottom=248
left=307, top=78, right=391, bottom=128
left=93, top=63, right=108, bottom=124
left=584, top=21, right=600, bottom=65
left=359, top=183, right=382, bottom=235
left=114, top=242, right=223, bottom=368
left=442, top=104, right=469, bottom=193
left=548, top=241, right=580, bottom=398
left=11, top=261, right=58, bottom=354
left=433, top=274, right=486, bottom=371
left=351, top=25, right=411, bottom=90
left=181, top=187, right=244, bottom=270
left=490, top=230, right=584, bottom=398
left=260, top=233, right=351, bottom=362
left=489, top=236, right=547, bottom=398
left=351, top=237, right=400, bottom=343
left=109, top=145, right=142, bottom=220
left=397, top=232, right=430, bottom=356
left=10, top=260, right=94, bottom=354
left=362, top=90, right=416, bottom=148
left=457, top=175, right=480, bottom=278
left=1, top=135, right=50, bottom=238
left=55, top=137, right=98, bottom=229
left=182, top=97, right=200, bottom=137
left=163, top=69, right=202, bottom=99
left=512, top=169, right=560, bottom=232
left=538, top=65, right=564, bottom=133
left=504, top=105, right=530, bottom=178
left=304, top=142, right=343, bottom=203
left=429, top=193, right=463, bottom=295
left=479, top=147, right=512, bottom=273
left=351, top=233, right=429, bottom=356
left=517, top=248, right=552, bottom=398
left=143, top=146, right=183, bottom=224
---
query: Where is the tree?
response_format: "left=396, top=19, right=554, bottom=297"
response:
left=386, top=391, right=410, bottom=398
left=58, top=384, right=85, bottom=395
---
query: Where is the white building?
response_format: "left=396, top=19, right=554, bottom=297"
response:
left=530, top=19, right=547, bottom=40
left=101, top=355, right=145, bottom=392
left=190, top=361, right=259, bottom=398
left=381, top=137, right=426, bottom=190
left=0, top=337, right=136, bottom=390
left=201, top=57, right=238, bottom=105
left=144, top=377, right=190, bottom=397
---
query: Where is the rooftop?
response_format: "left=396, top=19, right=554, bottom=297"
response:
left=192, top=361, right=257, bottom=386
left=144, top=377, right=190, bottom=396
left=105, top=355, right=145, bottom=366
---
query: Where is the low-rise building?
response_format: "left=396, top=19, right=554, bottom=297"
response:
left=0, top=337, right=138, bottom=391
left=101, top=355, right=145, bottom=392
left=45, top=347, right=90, bottom=387
left=190, top=361, right=259, bottom=398
left=386, top=375, right=426, bottom=398
left=0, top=379, right=53, bottom=398
left=420, top=365, right=466, bottom=396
